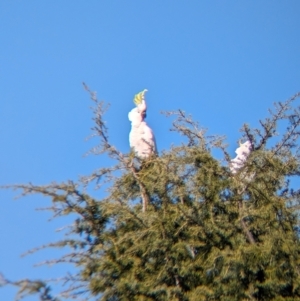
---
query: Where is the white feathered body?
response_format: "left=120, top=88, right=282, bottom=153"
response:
left=129, top=120, right=156, bottom=158
left=128, top=103, right=157, bottom=158
left=230, top=141, right=252, bottom=174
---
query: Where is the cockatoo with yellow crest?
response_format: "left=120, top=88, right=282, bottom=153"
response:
left=230, top=140, right=252, bottom=174
left=128, top=89, right=157, bottom=158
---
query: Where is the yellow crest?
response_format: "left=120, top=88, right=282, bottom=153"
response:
left=133, top=89, right=148, bottom=106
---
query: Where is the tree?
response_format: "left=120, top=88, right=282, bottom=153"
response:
left=2, top=87, right=300, bottom=301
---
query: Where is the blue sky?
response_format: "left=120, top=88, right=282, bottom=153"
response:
left=1, top=1, right=300, bottom=300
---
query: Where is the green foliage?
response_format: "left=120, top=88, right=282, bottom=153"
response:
left=2, top=88, right=300, bottom=300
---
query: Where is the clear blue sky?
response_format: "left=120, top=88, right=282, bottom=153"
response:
left=1, top=1, right=299, bottom=300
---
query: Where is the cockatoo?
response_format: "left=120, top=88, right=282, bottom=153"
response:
left=128, top=89, right=157, bottom=158
left=230, top=140, right=252, bottom=174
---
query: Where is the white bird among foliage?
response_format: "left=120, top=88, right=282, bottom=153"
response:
left=128, top=89, right=157, bottom=158
left=230, top=140, right=252, bottom=174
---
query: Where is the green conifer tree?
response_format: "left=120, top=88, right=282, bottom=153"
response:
left=2, top=87, right=300, bottom=301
